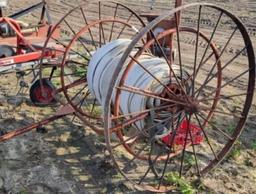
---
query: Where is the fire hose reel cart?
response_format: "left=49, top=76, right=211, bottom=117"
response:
left=0, top=1, right=254, bottom=193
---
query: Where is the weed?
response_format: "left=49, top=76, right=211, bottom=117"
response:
left=227, top=140, right=242, bottom=160
left=251, top=140, right=256, bottom=150
left=74, top=66, right=87, bottom=77
left=97, top=134, right=105, bottom=143
left=85, top=104, right=102, bottom=117
left=51, top=79, right=61, bottom=87
left=113, top=172, right=123, bottom=179
left=184, top=154, right=196, bottom=167
left=19, top=190, right=29, bottom=194
left=225, top=121, right=236, bottom=134
left=165, top=172, right=196, bottom=194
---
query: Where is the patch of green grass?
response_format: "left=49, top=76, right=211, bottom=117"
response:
left=227, top=141, right=242, bottom=160
left=250, top=140, right=256, bottom=150
left=97, top=134, right=105, bottom=143
left=74, top=66, right=87, bottom=77
left=19, top=190, right=29, bottom=194
left=229, top=148, right=241, bottom=159
left=165, top=172, right=196, bottom=194
left=184, top=154, right=196, bottom=167
left=113, top=172, right=123, bottom=179
left=85, top=104, right=102, bottom=117
left=225, top=121, right=236, bottom=134
left=51, top=79, right=61, bottom=87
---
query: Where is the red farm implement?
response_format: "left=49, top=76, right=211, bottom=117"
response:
left=0, top=0, right=255, bottom=192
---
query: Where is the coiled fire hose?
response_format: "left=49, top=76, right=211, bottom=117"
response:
left=87, top=39, right=192, bottom=137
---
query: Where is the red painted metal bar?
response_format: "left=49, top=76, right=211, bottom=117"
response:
left=0, top=48, right=62, bottom=67
left=0, top=104, right=77, bottom=142
left=3, top=17, right=36, bottom=52
left=0, top=115, right=65, bottom=142
left=0, top=51, right=42, bottom=66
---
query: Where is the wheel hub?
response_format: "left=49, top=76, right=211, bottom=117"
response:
left=160, top=82, right=202, bottom=114
left=29, top=79, right=56, bottom=105
left=153, top=72, right=204, bottom=145
left=158, top=83, right=204, bottom=148
left=184, top=98, right=200, bottom=114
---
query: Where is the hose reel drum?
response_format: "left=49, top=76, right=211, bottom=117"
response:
left=87, top=39, right=192, bottom=138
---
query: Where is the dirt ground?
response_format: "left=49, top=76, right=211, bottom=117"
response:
left=0, top=0, right=255, bottom=193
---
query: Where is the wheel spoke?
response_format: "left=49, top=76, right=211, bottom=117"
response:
left=66, top=60, right=87, bottom=66
left=139, top=153, right=161, bottom=185
left=179, top=114, right=191, bottom=177
left=113, top=114, right=178, bottom=151
left=200, top=107, right=243, bottom=118
left=194, top=12, right=223, bottom=79
left=116, top=12, right=134, bottom=39
left=201, top=51, right=215, bottom=67
left=98, top=1, right=103, bottom=47
left=197, top=113, right=233, bottom=140
left=110, top=112, right=148, bottom=133
left=186, top=114, right=200, bottom=176
left=175, top=13, right=183, bottom=83
left=147, top=31, right=190, bottom=99
left=70, top=84, right=87, bottom=102
left=195, top=28, right=237, bottom=98
left=116, top=85, right=188, bottom=106
left=192, top=5, right=202, bottom=96
left=55, top=78, right=86, bottom=94
left=112, top=132, right=142, bottom=150
left=148, top=142, right=161, bottom=178
left=121, top=118, right=174, bottom=171
left=129, top=55, right=177, bottom=98
left=51, top=37, right=89, bottom=61
left=157, top=113, right=184, bottom=188
left=200, top=92, right=249, bottom=102
left=100, top=22, right=106, bottom=45
left=199, top=68, right=251, bottom=101
left=194, top=113, right=219, bottom=161
left=63, top=19, right=92, bottom=57
left=122, top=141, right=152, bottom=171
left=79, top=90, right=91, bottom=107
left=183, top=50, right=214, bottom=89
left=71, top=90, right=90, bottom=122
left=194, top=45, right=247, bottom=96
left=89, top=98, right=97, bottom=121
left=109, top=3, right=119, bottom=42
left=80, top=7, right=97, bottom=50
left=111, top=104, right=175, bottom=120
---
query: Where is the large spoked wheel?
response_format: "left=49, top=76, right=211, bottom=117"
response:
left=113, top=26, right=222, bottom=161
left=104, top=3, right=255, bottom=192
left=60, top=19, right=146, bottom=134
left=39, top=1, right=146, bottom=134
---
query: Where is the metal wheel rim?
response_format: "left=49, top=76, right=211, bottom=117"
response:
left=104, top=3, right=255, bottom=192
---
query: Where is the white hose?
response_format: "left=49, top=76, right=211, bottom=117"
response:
left=87, top=39, right=191, bottom=135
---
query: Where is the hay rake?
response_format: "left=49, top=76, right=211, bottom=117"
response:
left=0, top=0, right=255, bottom=192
